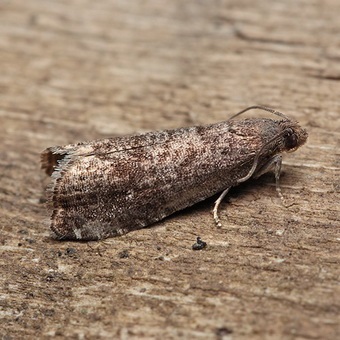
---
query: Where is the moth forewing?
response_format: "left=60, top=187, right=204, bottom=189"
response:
left=41, top=106, right=308, bottom=241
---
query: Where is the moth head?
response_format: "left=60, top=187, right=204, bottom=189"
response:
left=280, top=120, right=308, bottom=152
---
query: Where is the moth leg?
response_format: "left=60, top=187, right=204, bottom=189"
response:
left=253, top=154, right=284, bottom=201
left=213, top=187, right=230, bottom=228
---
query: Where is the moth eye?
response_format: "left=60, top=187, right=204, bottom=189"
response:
left=284, top=128, right=298, bottom=149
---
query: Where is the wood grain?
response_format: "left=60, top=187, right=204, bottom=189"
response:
left=1, top=0, right=339, bottom=339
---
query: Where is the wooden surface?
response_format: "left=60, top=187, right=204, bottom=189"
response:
left=1, top=1, right=339, bottom=339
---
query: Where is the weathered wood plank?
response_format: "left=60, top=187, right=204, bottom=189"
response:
left=1, top=0, right=339, bottom=339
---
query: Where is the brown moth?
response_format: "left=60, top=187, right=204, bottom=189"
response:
left=41, top=106, right=308, bottom=241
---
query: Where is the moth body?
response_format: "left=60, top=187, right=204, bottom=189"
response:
left=41, top=107, right=308, bottom=240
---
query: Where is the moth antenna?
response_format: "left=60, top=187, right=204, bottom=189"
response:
left=228, top=105, right=289, bottom=121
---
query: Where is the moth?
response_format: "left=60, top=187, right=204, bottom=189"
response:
left=41, top=106, right=308, bottom=240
